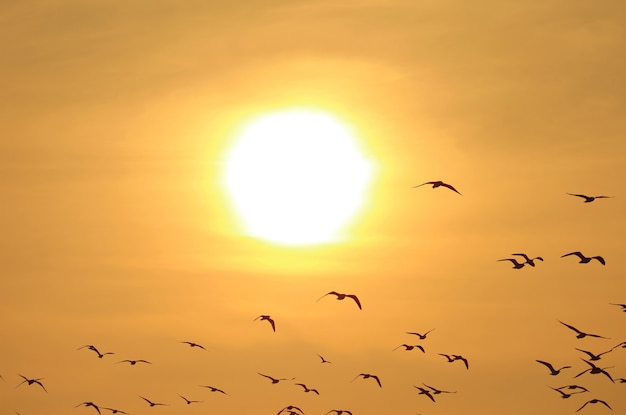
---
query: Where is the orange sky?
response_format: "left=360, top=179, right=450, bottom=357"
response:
left=1, top=1, right=625, bottom=414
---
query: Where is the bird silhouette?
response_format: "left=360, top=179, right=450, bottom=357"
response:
left=258, top=372, right=294, bottom=384
left=317, top=354, right=332, bottom=363
left=549, top=387, right=579, bottom=399
left=575, top=347, right=613, bottom=361
left=253, top=315, right=276, bottom=332
left=439, top=354, right=469, bottom=369
left=180, top=341, right=206, bottom=350
left=574, top=359, right=615, bottom=382
left=316, top=291, right=362, bottom=310
left=351, top=373, right=382, bottom=387
left=101, top=408, right=129, bottom=414
left=576, top=399, right=612, bottom=412
left=392, top=344, right=425, bottom=353
left=511, top=253, right=544, bottom=267
left=199, top=385, right=227, bottom=394
left=326, top=410, right=352, bottom=415
left=117, top=359, right=151, bottom=365
left=413, top=386, right=436, bottom=402
left=497, top=258, right=526, bottom=269
left=77, top=345, right=114, bottom=359
left=278, top=405, right=304, bottom=415
left=423, top=382, right=456, bottom=394
left=179, top=394, right=202, bottom=404
left=561, top=251, right=606, bottom=265
left=559, top=321, right=610, bottom=339
left=536, top=360, right=571, bottom=376
left=557, top=385, right=589, bottom=392
left=609, top=303, right=626, bottom=312
left=75, top=402, right=101, bottom=414
left=566, top=193, right=614, bottom=203
left=405, top=328, right=435, bottom=339
left=413, top=181, right=462, bottom=195
left=295, top=382, right=320, bottom=394
left=139, top=396, right=168, bottom=407
left=16, top=375, right=47, bottom=392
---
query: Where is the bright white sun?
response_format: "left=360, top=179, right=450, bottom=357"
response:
left=224, top=110, right=373, bottom=246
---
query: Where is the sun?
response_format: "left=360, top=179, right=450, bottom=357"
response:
left=223, top=109, right=373, bottom=246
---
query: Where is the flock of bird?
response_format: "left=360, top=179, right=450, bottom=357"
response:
left=4, top=180, right=622, bottom=414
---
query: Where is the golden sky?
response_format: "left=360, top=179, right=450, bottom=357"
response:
left=1, top=1, right=625, bottom=414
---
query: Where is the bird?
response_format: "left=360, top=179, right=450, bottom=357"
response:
left=199, top=385, right=227, bottom=394
left=392, top=344, right=425, bottom=353
left=561, top=251, right=606, bottom=265
left=317, top=354, right=332, bottom=363
left=536, top=360, right=571, bottom=376
left=295, top=382, right=320, bottom=394
left=16, top=375, right=47, bottom=392
left=316, top=291, right=362, bottom=310
left=179, top=395, right=202, bottom=404
left=117, top=359, right=151, bottom=365
left=180, top=341, right=206, bottom=350
left=557, top=385, right=589, bottom=392
left=257, top=372, right=294, bottom=384
left=566, top=193, right=614, bottom=203
left=101, top=408, right=129, bottom=414
left=549, top=387, right=580, bottom=399
left=413, top=386, right=436, bottom=402
left=75, top=402, right=101, bottom=414
left=439, top=354, right=469, bottom=369
left=413, top=181, right=462, bottom=195
left=497, top=258, right=526, bottom=269
left=326, top=410, right=352, bottom=415
left=558, top=321, right=610, bottom=339
left=511, top=253, right=544, bottom=267
left=574, top=359, right=615, bottom=382
left=576, top=399, right=612, bottom=412
left=575, top=347, right=613, bottom=361
left=405, top=328, right=435, bottom=339
left=278, top=405, right=304, bottom=415
left=422, top=382, right=456, bottom=394
left=139, top=396, right=168, bottom=407
left=609, top=303, right=626, bottom=312
left=253, top=315, right=276, bottom=332
left=351, top=373, right=382, bottom=387
left=77, top=345, right=114, bottom=359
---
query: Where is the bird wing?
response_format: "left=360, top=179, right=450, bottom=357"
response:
left=566, top=193, right=589, bottom=199
left=416, top=345, right=425, bottom=353
left=574, top=369, right=589, bottom=378
left=599, top=400, right=612, bottom=409
left=601, top=369, right=614, bottom=382
left=536, top=360, right=555, bottom=371
left=587, top=333, right=609, bottom=339
left=592, top=256, right=606, bottom=265
left=372, top=375, right=382, bottom=387
left=34, top=380, right=47, bottom=392
left=267, top=317, right=276, bottom=331
left=459, top=357, right=469, bottom=369
left=561, top=251, right=583, bottom=259
left=316, top=291, right=339, bottom=302
left=347, top=294, right=362, bottom=309
left=575, top=348, right=595, bottom=358
left=559, top=321, right=583, bottom=334
left=442, top=182, right=462, bottom=195
left=412, top=182, right=434, bottom=188
left=139, top=396, right=152, bottom=404
left=576, top=401, right=590, bottom=412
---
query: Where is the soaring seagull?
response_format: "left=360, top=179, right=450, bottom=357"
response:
left=559, top=321, right=610, bottom=339
left=567, top=193, right=614, bottom=203
left=253, top=315, right=276, bottom=332
left=413, top=180, right=462, bottom=195
left=16, top=375, right=47, bottom=392
left=561, top=251, right=605, bottom=265
left=535, top=360, right=571, bottom=376
left=317, top=291, right=362, bottom=310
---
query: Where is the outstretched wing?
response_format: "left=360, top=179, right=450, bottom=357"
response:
left=347, top=294, right=362, bottom=310
left=559, top=321, right=583, bottom=334
left=442, top=182, right=462, bottom=195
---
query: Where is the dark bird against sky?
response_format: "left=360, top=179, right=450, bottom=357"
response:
left=253, top=315, right=276, bottom=332
left=511, top=253, right=544, bottom=267
left=351, top=373, right=382, bottom=387
left=139, top=396, right=168, bottom=407
left=561, top=251, right=606, bottom=265
left=258, top=372, right=294, bottom=384
left=566, top=193, right=614, bottom=203
left=316, top=291, right=362, bottom=310
left=576, top=399, right=612, bottom=412
left=392, top=344, right=425, bottom=352
left=117, top=359, right=151, bottom=365
left=412, top=180, right=462, bottom=195
left=535, top=360, right=571, bottom=376
left=559, top=321, right=610, bottom=339
left=413, top=386, right=436, bottom=402
left=180, top=341, right=206, bottom=350
left=497, top=258, right=526, bottom=269
left=75, top=402, right=102, bottom=415
left=199, top=385, right=228, bottom=394
left=405, top=328, right=435, bottom=339
left=16, top=375, right=47, bottom=392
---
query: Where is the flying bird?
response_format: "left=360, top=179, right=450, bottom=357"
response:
left=439, top=354, right=469, bottom=369
left=497, top=258, right=526, bottom=269
left=179, top=395, right=202, bottom=404
left=257, top=373, right=294, bottom=384
left=117, top=359, right=151, bottom=365
left=548, top=387, right=584, bottom=399
left=557, top=385, right=589, bottom=392
left=535, top=360, right=571, bottom=376
left=413, top=181, right=462, bottom=195
left=180, top=341, right=206, bottom=350
left=75, top=402, right=101, bottom=415
left=422, top=382, right=456, bottom=394
left=413, top=386, right=436, bottom=402
left=325, top=410, right=353, bottom=415
left=576, top=399, right=612, bottom=412
left=199, top=385, right=227, bottom=394
left=351, top=373, right=382, bottom=388
left=566, top=193, right=614, bottom=203
left=317, top=291, right=362, bottom=309
left=511, top=253, right=544, bottom=267
left=575, top=359, right=615, bottom=382
left=558, top=321, right=610, bottom=339
left=139, top=396, right=168, bottom=407
left=253, top=315, right=276, bottom=332
left=561, top=251, right=606, bottom=265
left=278, top=405, right=304, bottom=415
left=405, top=328, right=435, bottom=339
left=392, top=344, right=425, bottom=353
left=295, top=383, right=320, bottom=394
left=101, top=408, right=130, bottom=414
left=609, top=303, right=626, bottom=312
left=77, top=345, right=114, bottom=359
left=317, top=354, right=332, bottom=363
left=16, top=375, right=47, bottom=392
left=575, top=347, right=613, bottom=361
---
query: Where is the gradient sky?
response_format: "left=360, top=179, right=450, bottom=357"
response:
left=1, top=1, right=625, bottom=414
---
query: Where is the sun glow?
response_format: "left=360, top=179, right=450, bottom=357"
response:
left=224, top=110, right=373, bottom=246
